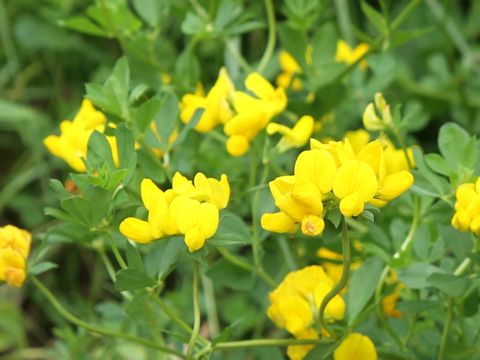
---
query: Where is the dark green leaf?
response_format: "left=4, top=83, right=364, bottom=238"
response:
left=115, top=269, right=156, bottom=291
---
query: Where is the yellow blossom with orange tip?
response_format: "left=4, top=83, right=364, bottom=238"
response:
left=334, top=333, right=377, bottom=360
left=120, top=172, right=230, bottom=252
left=44, top=99, right=118, bottom=172
left=335, top=40, right=369, bottom=70
left=180, top=68, right=234, bottom=133
left=381, top=269, right=404, bottom=318
left=451, top=178, right=480, bottom=234
left=267, top=266, right=345, bottom=360
left=224, top=72, right=287, bottom=157
left=0, top=225, right=31, bottom=288
left=267, top=115, right=314, bottom=152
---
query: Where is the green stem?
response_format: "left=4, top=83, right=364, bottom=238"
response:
left=30, top=276, right=185, bottom=358
left=106, top=233, right=127, bottom=270
left=335, top=0, right=354, bottom=44
left=218, top=248, right=276, bottom=288
left=318, top=217, right=350, bottom=335
left=201, top=274, right=220, bottom=337
left=391, top=0, right=422, bottom=31
left=224, top=39, right=252, bottom=72
left=187, top=262, right=201, bottom=359
left=257, top=0, right=276, bottom=73
left=215, top=338, right=333, bottom=349
left=437, top=297, right=454, bottom=360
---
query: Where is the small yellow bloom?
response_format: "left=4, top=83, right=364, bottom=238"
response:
left=452, top=178, right=480, bottom=235
left=267, top=115, right=314, bottom=152
left=335, top=40, right=369, bottom=70
left=0, top=225, right=31, bottom=288
left=43, top=99, right=118, bottom=172
left=224, top=72, right=287, bottom=157
left=119, top=172, right=229, bottom=251
left=362, top=93, right=393, bottom=131
left=180, top=68, right=234, bottom=133
left=333, top=333, right=378, bottom=360
left=276, top=51, right=303, bottom=91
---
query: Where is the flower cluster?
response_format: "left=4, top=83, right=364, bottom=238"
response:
left=181, top=69, right=288, bottom=157
left=451, top=178, right=480, bottom=234
left=0, top=225, right=31, bottom=288
left=120, top=172, right=230, bottom=252
left=267, top=266, right=346, bottom=360
left=262, top=134, right=414, bottom=236
left=44, top=99, right=118, bottom=172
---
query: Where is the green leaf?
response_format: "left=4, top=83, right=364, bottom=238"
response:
left=311, top=23, right=337, bottom=67
left=115, top=269, right=156, bottom=291
left=361, top=1, right=387, bottom=33
left=126, top=241, right=144, bottom=271
left=86, top=130, right=115, bottom=171
left=438, top=122, right=476, bottom=169
left=156, top=92, right=179, bottom=151
left=144, top=237, right=184, bottom=280
left=427, top=273, right=469, bottom=297
left=133, top=96, right=162, bottom=133
left=206, top=258, right=255, bottom=290
left=181, top=12, right=205, bottom=35
left=425, top=153, right=453, bottom=176
left=60, top=16, right=108, bottom=37
left=170, top=108, right=204, bottom=149
left=214, top=1, right=242, bottom=30
left=347, top=257, right=384, bottom=324
left=397, top=263, right=442, bottom=289
left=208, top=212, right=251, bottom=247
left=29, top=261, right=58, bottom=275
left=132, top=0, right=169, bottom=27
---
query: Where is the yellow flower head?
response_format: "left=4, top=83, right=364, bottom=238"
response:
left=335, top=40, right=369, bottom=70
left=267, top=115, right=314, bottom=152
left=267, top=265, right=345, bottom=338
left=119, top=172, right=230, bottom=251
left=0, top=225, right=31, bottom=288
left=276, top=51, right=303, bottom=91
left=334, top=333, right=378, bottom=360
left=452, top=178, right=480, bottom=234
left=180, top=67, right=234, bottom=133
left=224, top=73, right=287, bottom=157
left=43, top=99, right=118, bottom=172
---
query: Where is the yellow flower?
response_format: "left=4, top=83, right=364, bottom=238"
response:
left=452, top=178, right=480, bottom=234
left=0, top=225, right=31, bottom=288
left=333, top=333, right=378, bottom=360
left=119, top=172, right=229, bottom=251
left=362, top=93, right=393, bottom=131
left=267, top=266, right=345, bottom=359
left=267, top=115, right=314, bottom=152
left=335, top=40, right=369, bottom=70
left=43, top=99, right=118, bottom=172
left=180, top=68, right=234, bottom=133
left=276, top=51, right=303, bottom=91
left=224, top=73, right=287, bottom=157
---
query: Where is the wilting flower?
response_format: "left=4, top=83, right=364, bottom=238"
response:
left=333, top=333, right=378, bottom=360
left=267, top=115, right=314, bottom=152
left=335, top=40, right=369, bottom=70
left=44, top=99, right=118, bottom=172
left=0, top=225, right=31, bottom=288
left=224, top=72, right=287, bottom=157
left=267, top=266, right=345, bottom=360
left=120, top=172, right=230, bottom=252
left=451, top=178, right=480, bottom=234
left=180, top=68, right=234, bottom=133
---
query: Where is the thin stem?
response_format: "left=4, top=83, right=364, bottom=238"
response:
left=437, top=297, right=454, bottom=360
left=335, top=0, right=354, bottom=45
left=257, top=0, right=276, bottom=73
left=318, top=217, right=350, bottom=335
left=218, top=247, right=276, bottom=288
left=106, top=233, right=127, bottom=270
left=201, top=274, right=220, bottom=337
left=30, top=276, right=185, bottom=358
left=187, top=262, right=201, bottom=359
left=215, top=338, right=334, bottom=349
left=224, top=39, right=252, bottom=72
